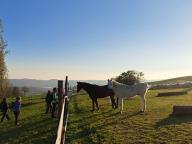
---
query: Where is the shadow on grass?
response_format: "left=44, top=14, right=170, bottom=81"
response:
left=21, top=102, right=36, bottom=107
left=68, top=108, right=116, bottom=126
left=67, top=94, right=146, bottom=143
left=70, top=94, right=143, bottom=125
left=71, top=93, right=116, bottom=113
left=66, top=107, right=119, bottom=144
left=72, top=93, right=81, bottom=113
left=66, top=102, right=142, bottom=143
left=0, top=115, right=58, bottom=144
left=155, top=114, right=192, bottom=128
left=20, top=100, right=44, bottom=108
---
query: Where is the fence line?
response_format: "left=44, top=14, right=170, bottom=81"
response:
left=55, top=96, right=66, bottom=144
left=55, top=76, right=71, bottom=144
left=63, top=94, right=70, bottom=143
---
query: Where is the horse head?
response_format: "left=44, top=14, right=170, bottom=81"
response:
left=77, top=82, right=82, bottom=93
left=108, top=79, right=113, bottom=89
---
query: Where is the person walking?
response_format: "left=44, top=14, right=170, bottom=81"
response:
left=45, top=90, right=52, bottom=114
left=1, top=98, right=10, bottom=122
left=51, top=88, right=58, bottom=118
left=13, top=97, right=21, bottom=126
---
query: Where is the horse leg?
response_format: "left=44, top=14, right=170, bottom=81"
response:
left=116, top=97, right=119, bottom=109
left=140, top=94, right=146, bottom=112
left=91, top=99, right=95, bottom=112
left=120, top=98, right=123, bottom=114
left=118, top=97, right=123, bottom=114
left=110, top=96, right=115, bottom=109
left=95, top=99, right=99, bottom=111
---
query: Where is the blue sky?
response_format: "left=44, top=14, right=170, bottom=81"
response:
left=1, top=0, right=192, bottom=80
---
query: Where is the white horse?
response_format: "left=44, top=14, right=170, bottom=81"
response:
left=108, top=79, right=149, bottom=113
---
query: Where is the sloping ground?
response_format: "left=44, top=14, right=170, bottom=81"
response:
left=0, top=96, right=58, bottom=144
left=66, top=90, right=192, bottom=144
left=152, top=76, right=192, bottom=85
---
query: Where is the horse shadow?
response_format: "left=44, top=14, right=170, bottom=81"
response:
left=106, top=110, right=143, bottom=118
left=66, top=109, right=144, bottom=143
left=155, top=114, right=192, bottom=128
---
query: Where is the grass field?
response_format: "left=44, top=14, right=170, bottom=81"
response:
left=1, top=89, right=192, bottom=144
left=0, top=95, right=58, bottom=144
left=66, top=89, right=192, bottom=144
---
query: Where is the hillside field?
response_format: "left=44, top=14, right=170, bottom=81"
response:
left=0, top=88, right=192, bottom=144
left=66, top=89, right=192, bottom=143
left=151, top=76, right=192, bottom=85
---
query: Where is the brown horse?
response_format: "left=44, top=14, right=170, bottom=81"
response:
left=77, top=82, right=117, bottom=111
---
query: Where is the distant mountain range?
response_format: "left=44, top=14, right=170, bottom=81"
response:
left=9, top=79, right=108, bottom=95
left=8, top=76, right=192, bottom=94
left=9, top=76, right=192, bottom=88
left=9, top=79, right=107, bottom=88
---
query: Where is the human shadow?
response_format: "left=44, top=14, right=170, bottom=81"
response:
left=155, top=114, right=192, bottom=128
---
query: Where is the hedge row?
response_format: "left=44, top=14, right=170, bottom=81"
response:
left=158, top=91, right=187, bottom=97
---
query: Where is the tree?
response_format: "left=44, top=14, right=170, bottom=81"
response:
left=115, top=70, right=144, bottom=85
left=21, top=86, right=29, bottom=96
left=12, top=86, right=20, bottom=97
left=0, top=19, right=9, bottom=98
left=6, top=85, right=13, bottom=97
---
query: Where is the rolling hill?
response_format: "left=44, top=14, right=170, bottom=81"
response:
left=151, top=76, right=192, bottom=85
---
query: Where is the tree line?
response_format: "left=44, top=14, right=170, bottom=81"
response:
left=0, top=19, right=10, bottom=98
left=7, top=86, right=30, bottom=97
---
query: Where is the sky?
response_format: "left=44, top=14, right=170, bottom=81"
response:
left=1, top=0, right=192, bottom=80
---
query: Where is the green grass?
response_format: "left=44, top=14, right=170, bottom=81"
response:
left=0, top=95, right=58, bottom=144
left=66, top=89, right=192, bottom=144
left=1, top=90, right=192, bottom=144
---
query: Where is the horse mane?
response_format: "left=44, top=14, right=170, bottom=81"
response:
left=112, top=80, right=147, bottom=85
left=78, top=82, right=95, bottom=86
left=78, top=82, right=105, bottom=87
left=78, top=82, right=90, bottom=85
left=112, top=80, right=125, bottom=86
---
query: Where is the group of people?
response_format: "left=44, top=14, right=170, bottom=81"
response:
left=45, top=87, right=59, bottom=118
left=0, top=87, right=58, bottom=127
left=0, top=96, right=21, bottom=125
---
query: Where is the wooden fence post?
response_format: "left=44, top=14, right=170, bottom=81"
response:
left=63, top=76, right=69, bottom=143
left=55, top=76, right=70, bottom=144
left=65, top=76, right=68, bottom=96
left=58, top=80, right=64, bottom=117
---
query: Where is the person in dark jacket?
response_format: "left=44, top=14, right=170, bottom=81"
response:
left=51, top=87, right=58, bottom=118
left=1, top=98, right=10, bottom=122
left=45, top=90, right=52, bottom=114
left=13, top=96, right=21, bottom=125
